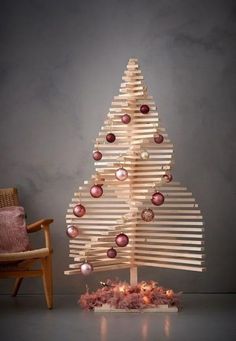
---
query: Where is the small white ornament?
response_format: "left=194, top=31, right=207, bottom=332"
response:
left=115, top=167, right=128, bottom=181
left=80, top=261, right=93, bottom=276
left=140, top=150, right=149, bottom=160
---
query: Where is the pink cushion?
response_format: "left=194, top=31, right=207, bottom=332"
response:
left=0, top=206, right=30, bottom=253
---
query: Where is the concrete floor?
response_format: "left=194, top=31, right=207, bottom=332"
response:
left=0, top=294, right=235, bottom=341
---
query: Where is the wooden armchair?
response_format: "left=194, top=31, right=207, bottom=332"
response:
left=0, top=188, right=53, bottom=309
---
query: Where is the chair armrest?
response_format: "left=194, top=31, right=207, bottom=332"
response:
left=27, top=219, right=53, bottom=233
left=27, top=219, right=53, bottom=251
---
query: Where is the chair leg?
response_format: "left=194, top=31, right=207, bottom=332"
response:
left=41, top=255, right=53, bottom=309
left=12, top=277, right=23, bottom=297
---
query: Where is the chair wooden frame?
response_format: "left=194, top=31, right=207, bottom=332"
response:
left=0, top=188, right=54, bottom=309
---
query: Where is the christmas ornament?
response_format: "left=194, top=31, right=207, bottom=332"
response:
left=66, top=225, right=79, bottom=238
left=163, top=173, right=173, bottom=183
left=80, top=261, right=93, bottom=276
left=73, top=204, right=86, bottom=217
left=141, top=208, right=155, bottom=222
left=140, top=150, right=149, bottom=160
left=93, top=150, right=102, bottom=161
left=154, top=133, right=164, bottom=144
left=140, top=104, right=150, bottom=114
left=106, top=133, right=116, bottom=143
left=90, top=185, right=103, bottom=198
left=115, top=233, right=129, bottom=247
left=151, top=191, right=165, bottom=206
left=107, top=247, right=117, bottom=258
left=115, top=167, right=128, bottom=181
left=121, top=114, right=131, bottom=124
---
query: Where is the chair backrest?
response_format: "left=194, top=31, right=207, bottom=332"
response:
left=0, top=188, right=19, bottom=208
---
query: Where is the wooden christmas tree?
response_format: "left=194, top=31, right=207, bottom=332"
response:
left=64, top=58, right=205, bottom=287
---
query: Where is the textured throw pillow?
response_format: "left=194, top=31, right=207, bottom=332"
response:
left=0, top=206, right=30, bottom=253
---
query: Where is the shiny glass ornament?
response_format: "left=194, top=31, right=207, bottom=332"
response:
left=90, top=185, right=103, bottom=198
left=140, top=104, right=150, bottom=114
left=66, top=225, right=79, bottom=238
left=107, top=247, right=117, bottom=258
left=73, top=204, right=86, bottom=217
left=121, top=114, right=131, bottom=124
left=106, top=133, right=116, bottom=143
left=154, top=133, right=164, bottom=144
left=115, top=233, right=129, bottom=247
left=115, top=167, right=128, bottom=181
left=93, top=150, right=102, bottom=161
left=80, top=261, right=93, bottom=276
left=151, top=191, right=165, bottom=206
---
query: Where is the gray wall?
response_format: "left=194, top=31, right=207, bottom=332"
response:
left=0, top=0, right=235, bottom=295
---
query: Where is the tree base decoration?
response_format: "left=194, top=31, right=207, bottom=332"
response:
left=79, top=280, right=180, bottom=312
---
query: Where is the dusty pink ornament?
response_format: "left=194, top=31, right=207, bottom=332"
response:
left=115, top=167, right=128, bottom=181
left=151, top=191, right=165, bottom=206
left=93, top=150, right=102, bottom=161
left=141, top=208, right=155, bottom=222
left=121, top=114, right=131, bottom=124
left=107, top=247, right=117, bottom=258
left=154, top=133, right=164, bottom=144
left=73, top=204, right=86, bottom=217
left=90, top=185, right=103, bottom=198
left=66, top=225, right=79, bottom=238
left=80, top=261, right=93, bottom=276
left=115, top=233, right=129, bottom=247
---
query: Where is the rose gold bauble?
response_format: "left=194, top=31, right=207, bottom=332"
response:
left=107, top=247, right=117, bottom=258
left=163, top=174, right=173, bottom=183
left=115, top=233, right=129, bottom=247
left=141, top=208, right=155, bottom=222
left=151, top=191, right=165, bottom=206
left=154, top=133, right=164, bottom=144
left=73, top=204, right=86, bottom=217
left=80, top=261, right=93, bottom=276
left=66, top=225, right=79, bottom=238
left=140, top=104, right=150, bottom=114
left=115, top=167, right=128, bottom=181
left=90, top=185, right=103, bottom=198
left=93, top=150, right=102, bottom=161
left=121, top=114, right=131, bottom=124
left=106, top=133, right=116, bottom=143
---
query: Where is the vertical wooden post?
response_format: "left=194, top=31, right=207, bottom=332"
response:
left=130, top=266, right=138, bottom=286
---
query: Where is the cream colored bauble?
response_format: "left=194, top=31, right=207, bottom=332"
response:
left=140, top=150, right=149, bottom=160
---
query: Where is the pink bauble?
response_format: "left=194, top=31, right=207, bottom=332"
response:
left=115, top=167, right=128, bottom=181
left=90, top=185, right=103, bottom=198
left=151, top=192, right=165, bottom=206
left=107, top=247, right=117, bottom=258
left=141, top=208, right=155, bottom=222
left=163, top=174, right=173, bottom=183
left=115, top=233, right=129, bottom=247
left=66, top=225, right=79, bottom=238
left=154, top=133, right=164, bottom=144
left=73, top=204, right=86, bottom=217
left=106, top=133, right=116, bottom=143
left=93, top=150, right=102, bottom=161
left=121, top=114, right=131, bottom=124
left=140, top=104, right=150, bottom=114
left=80, top=261, right=93, bottom=276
